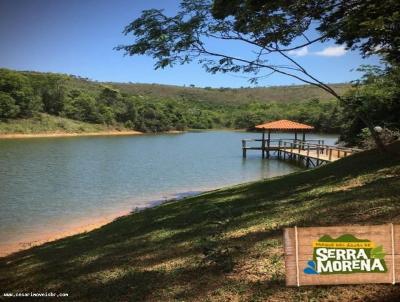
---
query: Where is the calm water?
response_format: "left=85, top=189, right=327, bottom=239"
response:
left=0, top=131, right=338, bottom=253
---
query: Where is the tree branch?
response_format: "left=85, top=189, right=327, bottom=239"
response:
left=192, top=43, right=338, bottom=96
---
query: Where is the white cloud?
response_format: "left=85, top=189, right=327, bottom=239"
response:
left=285, top=45, right=348, bottom=58
left=288, top=46, right=309, bottom=57
left=315, top=45, right=347, bottom=57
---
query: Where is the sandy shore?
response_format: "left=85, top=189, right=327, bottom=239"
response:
left=0, top=190, right=205, bottom=257
left=0, top=130, right=143, bottom=139
left=0, top=212, right=128, bottom=257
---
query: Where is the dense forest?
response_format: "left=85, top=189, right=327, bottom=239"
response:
left=0, top=68, right=344, bottom=132
left=0, top=67, right=398, bottom=145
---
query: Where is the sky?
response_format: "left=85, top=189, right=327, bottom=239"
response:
left=0, top=0, right=381, bottom=88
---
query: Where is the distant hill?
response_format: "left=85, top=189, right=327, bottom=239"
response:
left=0, top=68, right=346, bottom=134
left=109, top=82, right=350, bottom=105
left=20, top=70, right=350, bottom=105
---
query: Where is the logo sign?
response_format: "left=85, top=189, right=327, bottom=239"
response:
left=304, top=234, right=387, bottom=275
left=283, top=224, right=397, bottom=286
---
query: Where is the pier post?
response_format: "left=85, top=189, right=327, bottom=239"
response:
left=290, top=143, right=294, bottom=160
left=278, top=140, right=281, bottom=159
left=267, top=130, right=271, bottom=158
left=283, top=142, right=286, bottom=160
left=261, top=130, right=265, bottom=158
left=242, top=140, right=247, bottom=158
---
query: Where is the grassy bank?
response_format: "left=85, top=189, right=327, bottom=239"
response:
left=1, top=143, right=399, bottom=301
left=0, top=114, right=133, bottom=136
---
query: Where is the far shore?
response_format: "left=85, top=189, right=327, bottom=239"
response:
left=0, top=130, right=144, bottom=139
left=0, top=130, right=145, bottom=139
left=0, top=129, right=193, bottom=139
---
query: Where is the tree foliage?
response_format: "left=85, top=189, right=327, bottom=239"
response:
left=117, top=0, right=400, bottom=94
left=0, top=68, right=343, bottom=133
left=340, top=65, right=400, bottom=145
left=211, top=0, right=400, bottom=64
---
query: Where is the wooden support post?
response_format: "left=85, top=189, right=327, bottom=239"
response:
left=278, top=140, right=281, bottom=159
left=283, top=142, right=286, bottom=160
left=267, top=130, right=271, bottom=158
left=261, top=130, right=265, bottom=158
left=242, top=140, right=247, bottom=158
left=329, top=148, right=332, bottom=161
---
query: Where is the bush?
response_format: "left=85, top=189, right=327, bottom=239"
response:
left=0, top=92, right=20, bottom=119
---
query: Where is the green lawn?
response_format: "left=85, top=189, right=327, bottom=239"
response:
left=1, top=143, right=399, bottom=301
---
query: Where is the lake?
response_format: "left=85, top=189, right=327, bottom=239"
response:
left=0, top=131, right=338, bottom=255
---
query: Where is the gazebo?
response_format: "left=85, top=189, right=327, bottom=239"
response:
left=254, top=119, right=314, bottom=158
left=242, top=119, right=358, bottom=165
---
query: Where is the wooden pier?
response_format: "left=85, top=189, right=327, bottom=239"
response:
left=242, top=138, right=361, bottom=167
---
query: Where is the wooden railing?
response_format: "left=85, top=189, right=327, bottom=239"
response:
left=242, top=138, right=325, bottom=150
left=279, top=140, right=361, bottom=161
left=242, top=138, right=362, bottom=161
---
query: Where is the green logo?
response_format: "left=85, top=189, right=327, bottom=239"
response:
left=304, top=234, right=387, bottom=275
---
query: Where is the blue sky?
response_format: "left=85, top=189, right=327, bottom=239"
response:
left=0, top=0, right=381, bottom=88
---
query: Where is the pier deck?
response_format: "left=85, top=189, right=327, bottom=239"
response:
left=242, top=138, right=361, bottom=167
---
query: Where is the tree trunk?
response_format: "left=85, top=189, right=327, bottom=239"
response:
left=357, top=112, right=386, bottom=152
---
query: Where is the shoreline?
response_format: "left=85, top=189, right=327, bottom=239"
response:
left=0, top=130, right=144, bottom=139
left=0, top=190, right=207, bottom=258
left=0, top=129, right=191, bottom=139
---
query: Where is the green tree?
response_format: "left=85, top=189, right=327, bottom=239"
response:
left=40, top=75, right=67, bottom=115
left=0, top=69, right=42, bottom=117
left=211, top=0, right=400, bottom=65
left=63, top=93, right=100, bottom=123
left=98, top=86, right=120, bottom=106
left=340, top=65, right=400, bottom=145
left=0, top=92, right=20, bottom=119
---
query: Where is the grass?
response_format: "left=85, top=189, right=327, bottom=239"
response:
left=0, top=143, right=399, bottom=301
left=0, top=114, right=127, bottom=134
